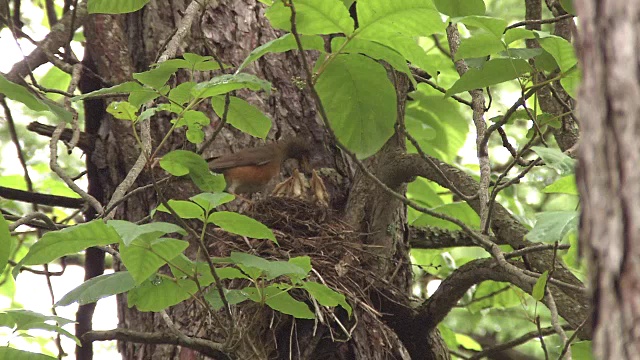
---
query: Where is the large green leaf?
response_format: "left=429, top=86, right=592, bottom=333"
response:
left=467, top=281, right=521, bottom=313
left=406, top=86, right=469, bottom=162
left=205, top=288, right=250, bottom=310
left=211, top=96, right=272, bottom=138
left=538, top=35, right=577, bottom=72
left=459, top=16, right=507, bottom=39
left=156, top=200, right=205, bottom=220
left=190, top=192, right=235, bottom=213
left=455, top=33, right=505, bottom=60
left=237, top=34, right=325, bottom=72
left=445, top=59, right=531, bottom=97
left=543, top=175, right=578, bottom=195
left=266, top=0, right=354, bottom=35
left=316, top=54, right=397, bottom=159
left=108, top=220, right=186, bottom=246
left=0, top=74, right=72, bottom=122
left=526, top=211, right=578, bottom=243
left=20, top=220, right=120, bottom=266
left=88, top=0, right=150, bottom=13
left=357, top=0, right=445, bottom=40
left=56, top=271, right=136, bottom=307
left=302, top=281, right=352, bottom=315
left=531, top=146, right=576, bottom=176
left=0, top=214, right=10, bottom=273
left=120, top=237, right=189, bottom=284
left=160, top=150, right=226, bottom=192
left=192, top=73, right=272, bottom=99
left=228, top=252, right=309, bottom=280
left=331, top=37, right=415, bottom=86
left=571, top=341, right=594, bottom=360
left=71, top=81, right=144, bottom=101
left=243, top=285, right=315, bottom=319
left=434, top=0, right=485, bottom=17
left=208, top=212, right=276, bottom=242
left=0, top=348, right=55, bottom=360
left=127, top=274, right=198, bottom=311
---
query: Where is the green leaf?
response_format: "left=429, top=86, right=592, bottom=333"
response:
left=56, top=271, right=136, bottom=307
left=331, top=37, right=416, bottom=86
left=108, top=220, right=186, bottom=246
left=459, top=16, right=507, bottom=39
left=127, top=274, right=198, bottom=311
left=0, top=309, right=74, bottom=328
left=407, top=178, right=444, bottom=207
left=208, top=212, right=276, bottom=242
left=455, top=333, right=482, bottom=351
left=72, top=81, right=145, bottom=101
left=501, top=48, right=543, bottom=60
left=39, top=66, right=71, bottom=101
left=413, top=202, right=480, bottom=230
left=503, top=28, right=536, bottom=45
left=316, top=54, right=397, bottom=159
left=263, top=285, right=315, bottom=319
left=204, top=288, right=250, bottom=310
left=120, top=237, right=189, bottom=284
left=211, top=96, right=272, bottom=138
left=302, top=281, right=352, bottom=315
left=445, top=59, right=531, bottom=97
left=357, top=0, right=445, bottom=40
left=406, top=86, right=469, bottom=162
left=0, top=348, right=56, bottom=360
left=532, top=270, right=548, bottom=301
left=438, top=324, right=459, bottom=349
left=560, top=66, right=580, bottom=99
left=168, top=82, right=196, bottom=105
left=160, top=150, right=226, bottom=192
left=192, top=73, right=272, bottom=99
left=455, top=33, right=505, bottom=60
left=155, top=200, right=205, bottom=220
left=543, top=175, right=578, bottom=195
left=190, top=192, right=235, bottom=213
left=0, top=74, right=72, bottom=122
left=526, top=211, right=578, bottom=243
left=571, top=341, right=593, bottom=360
left=266, top=0, right=354, bottom=35
left=538, top=35, right=577, bottom=72
left=434, top=0, right=485, bottom=17
left=0, top=215, right=10, bottom=273
left=106, top=101, right=138, bottom=121
left=228, top=252, right=309, bottom=280
left=133, top=62, right=181, bottom=90
left=237, top=34, right=325, bottom=72
left=88, top=0, right=150, bottom=14
left=560, top=0, right=576, bottom=15
left=175, top=110, right=210, bottom=143
left=20, top=220, right=120, bottom=266
left=531, top=146, right=576, bottom=175
left=288, top=256, right=312, bottom=274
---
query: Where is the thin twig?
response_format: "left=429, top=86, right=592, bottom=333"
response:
left=505, top=14, right=575, bottom=30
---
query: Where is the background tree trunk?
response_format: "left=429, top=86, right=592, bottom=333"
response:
left=576, top=0, right=640, bottom=358
left=81, top=0, right=441, bottom=358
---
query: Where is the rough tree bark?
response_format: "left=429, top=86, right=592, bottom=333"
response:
left=575, top=0, right=640, bottom=358
left=80, top=0, right=443, bottom=359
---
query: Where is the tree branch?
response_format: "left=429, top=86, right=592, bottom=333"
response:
left=82, top=328, right=230, bottom=359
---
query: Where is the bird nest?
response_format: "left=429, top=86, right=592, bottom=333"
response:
left=205, top=196, right=410, bottom=359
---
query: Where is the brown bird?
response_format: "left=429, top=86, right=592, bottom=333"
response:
left=207, top=137, right=311, bottom=194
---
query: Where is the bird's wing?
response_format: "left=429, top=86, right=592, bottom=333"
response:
left=208, top=146, right=278, bottom=172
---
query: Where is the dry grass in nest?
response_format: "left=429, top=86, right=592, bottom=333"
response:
left=205, top=196, right=411, bottom=358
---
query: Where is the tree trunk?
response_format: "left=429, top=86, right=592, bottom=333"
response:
left=575, top=0, right=640, bottom=358
left=81, top=0, right=443, bottom=358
